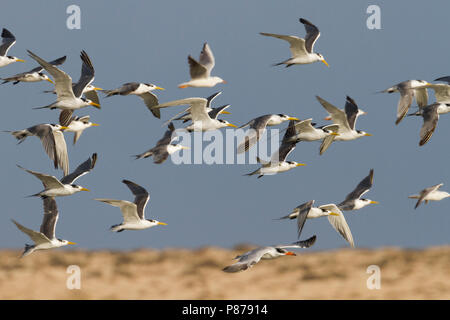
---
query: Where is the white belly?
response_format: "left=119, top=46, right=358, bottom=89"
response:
left=0, top=57, right=14, bottom=67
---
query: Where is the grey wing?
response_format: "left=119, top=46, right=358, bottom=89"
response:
left=16, top=165, right=64, bottom=189
left=27, top=50, right=75, bottom=100
left=139, top=92, right=160, bottom=118
left=53, top=130, right=69, bottom=176
left=343, top=169, right=374, bottom=202
left=122, top=180, right=149, bottom=220
left=414, top=88, right=428, bottom=107
left=206, top=91, right=222, bottom=108
left=28, top=55, right=67, bottom=74
left=119, top=82, right=140, bottom=95
left=283, top=119, right=299, bottom=141
left=72, top=51, right=95, bottom=98
left=260, top=33, right=307, bottom=57
left=237, top=116, right=270, bottom=153
left=208, top=104, right=230, bottom=120
left=59, top=110, right=74, bottom=127
left=0, top=28, right=16, bottom=56
left=40, top=197, right=58, bottom=239
left=278, top=235, right=317, bottom=249
left=11, top=219, right=50, bottom=245
left=198, top=42, right=215, bottom=74
left=293, top=118, right=315, bottom=135
left=344, top=96, right=359, bottom=130
left=435, top=76, right=450, bottom=84
left=188, top=55, right=208, bottom=79
left=29, top=124, right=60, bottom=171
left=222, top=248, right=265, bottom=273
left=84, top=90, right=100, bottom=106
left=156, top=123, right=176, bottom=146
left=319, top=135, right=336, bottom=155
left=296, top=200, right=314, bottom=238
left=60, top=153, right=97, bottom=184
left=300, top=18, right=320, bottom=53
left=321, top=204, right=354, bottom=248
left=151, top=147, right=170, bottom=164
left=271, top=140, right=296, bottom=162
left=419, top=104, right=439, bottom=146
left=422, top=84, right=450, bottom=104
left=316, top=96, right=351, bottom=132
left=319, top=124, right=339, bottom=155
left=396, top=87, right=414, bottom=125
left=415, top=183, right=443, bottom=209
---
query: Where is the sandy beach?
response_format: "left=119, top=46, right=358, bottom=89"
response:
left=0, top=246, right=449, bottom=300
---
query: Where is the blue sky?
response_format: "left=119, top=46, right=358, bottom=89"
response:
left=0, top=0, right=449, bottom=251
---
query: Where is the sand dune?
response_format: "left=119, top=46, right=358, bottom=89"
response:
left=0, top=246, right=449, bottom=299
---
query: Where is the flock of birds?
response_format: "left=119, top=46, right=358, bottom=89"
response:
left=1, top=17, right=449, bottom=272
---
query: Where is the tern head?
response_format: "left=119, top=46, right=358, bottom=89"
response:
left=37, top=72, right=53, bottom=83
left=356, top=130, right=372, bottom=137
left=58, top=239, right=77, bottom=246
left=211, top=76, right=227, bottom=86
left=275, top=247, right=296, bottom=257
left=218, top=119, right=238, bottom=128
left=8, top=56, right=25, bottom=63
left=361, top=198, right=379, bottom=206
left=85, top=84, right=103, bottom=92
left=144, top=83, right=165, bottom=91
left=147, top=219, right=167, bottom=227
left=71, top=184, right=90, bottom=192
left=323, top=128, right=339, bottom=136
left=81, top=97, right=101, bottom=109
left=315, top=53, right=329, bottom=67
left=51, top=124, right=68, bottom=131
left=278, top=114, right=300, bottom=122
left=287, top=161, right=306, bottom=168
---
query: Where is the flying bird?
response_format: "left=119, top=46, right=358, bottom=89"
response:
left=408, top=103, right=450, bottom=146
left=6, top=123, right=69, bottom=175
left=164, top=91, right=231, bottom=125
left=409, top=183, right=450, bottom=209
left=28, top=50, right=101, bottom=124
left=17, top=153, right=97, bottom=198
left=277, top=200, right=354, bottom=247
left=153, top=96, right=237, bottom=132
left=11, top=197, right=76, bottom=258
left=178, top=42, right=226, bottom=88
left=0, top=28, right=25, bottom=68
left=102, top=82, right=165, bottom=119
left=43, top=83, right=103, bottom=110
left=95, top=180, right=167, bottom=232
left=63, top=115, right=100, bottom=145
left=315, top=95, right=371, bottom=153
left=1, top=55, right=66, bottom=84
left=380, top=80, right=429, bottom=125
left=245, top=120, right=305, bottom=178
left=338, top=169, right=378, bottom=211
left=222, top=235, right=316, bottom=273
left=260, top=18, right=328, bottom=68
left=237, top=114, right=299, bottom=153
left=284, top=118, right=339, bottom=155
left=134, top=122, right=189, bottom=163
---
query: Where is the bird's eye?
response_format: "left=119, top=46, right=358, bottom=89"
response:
left=276, top=248, right=285, bottom=254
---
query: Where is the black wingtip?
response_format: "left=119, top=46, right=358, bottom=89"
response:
left=1, top=28, right=15, bottom=39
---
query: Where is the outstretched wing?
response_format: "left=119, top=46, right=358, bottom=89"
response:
left=60, top=153, right=97, bottom=184
left=299, top=18, right=321, bottom=53
left=122, top=180, right=149, bottom=220
left=343, top=169, right=374, bottom=202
